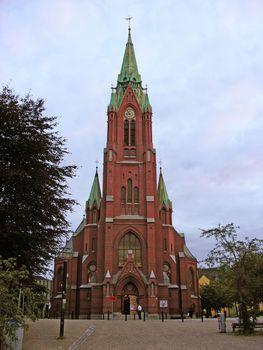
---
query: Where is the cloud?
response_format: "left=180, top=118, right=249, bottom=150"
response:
left=204, top=80, right=263, bottom=146
left=1, top=0, right=263, bottom=261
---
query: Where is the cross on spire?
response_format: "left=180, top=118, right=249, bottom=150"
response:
left=125, top=16, right=133, bottom=30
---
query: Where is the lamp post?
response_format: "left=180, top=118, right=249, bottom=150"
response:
left=59, top=260, right=67, bottom=338
left=177, top=253, right=184, bottom=322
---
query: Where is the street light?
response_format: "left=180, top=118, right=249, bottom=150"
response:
left=177, top=253, right=184, bottom=322
left=59, top=261, right=67, bottom=338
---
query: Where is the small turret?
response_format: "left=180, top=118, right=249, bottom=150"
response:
left=86, top=168, right=101, bottom=224
left=157, top=168, right=172, bottom=225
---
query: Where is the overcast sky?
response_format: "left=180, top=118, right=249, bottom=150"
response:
left=1, top=0, right=263, bottom=262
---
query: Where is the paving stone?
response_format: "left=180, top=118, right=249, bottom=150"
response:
left=22, top=318, right=263, bottom=350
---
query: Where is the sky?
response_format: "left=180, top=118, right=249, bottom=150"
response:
left=1, top=0, right=263, bottom=262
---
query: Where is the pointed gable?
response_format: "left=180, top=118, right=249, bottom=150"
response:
left=157, top=169, right=172, bottom=209
left=87, top=168, right=101, bottom=210
left=117, top=252, right=144, bottom=283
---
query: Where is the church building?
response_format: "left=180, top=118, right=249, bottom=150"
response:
left=52, top=28, right=200, bottom=318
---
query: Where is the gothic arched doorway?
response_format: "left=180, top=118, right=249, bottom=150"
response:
left=122, top=282, right=138, bottom=314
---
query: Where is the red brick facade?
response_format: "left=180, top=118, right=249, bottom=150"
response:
left=52, top=30, right=200, bottom=319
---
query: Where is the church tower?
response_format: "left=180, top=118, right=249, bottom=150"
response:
left=52, top=28, right=200, bottom=318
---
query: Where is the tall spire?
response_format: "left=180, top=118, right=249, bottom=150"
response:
left=157, top=168, right=171, bottom=209
left=87, top=168, right=101, bottom=210
left=108, top=26, right=151, bottom=112
left=118, top=28, right=141, bottom=84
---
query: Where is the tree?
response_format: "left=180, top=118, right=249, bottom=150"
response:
left=0, top=86, right=76, bottom=274
left=0, top=258, right=45, bottom=348
left=201, top=223, right=263, bottom=334
left=200, top=279, right=233, bottom=317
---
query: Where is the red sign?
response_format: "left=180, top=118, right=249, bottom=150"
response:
left=109, top=296, right=117, bottom=301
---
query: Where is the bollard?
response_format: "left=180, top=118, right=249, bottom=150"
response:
left=125, top=313, right=127, bottom=321
left=181, top=312, right=184, bottom=323
left=102, top=313, right=104, bottom=320
left=162, top=311, right=164, bottom=322
left=108, top=311, right=110, bottom=320
left=134, top=313, right=136, bottom=320
left=143, top=311, right=145, bottom=322
left=218, top=313, right=226, bottom=333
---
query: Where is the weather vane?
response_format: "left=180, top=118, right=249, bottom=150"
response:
left=159, top=160, right=162, bottom=170
left=125, top=16, right=133, bottom=30
left=96, top=159, right=99, bottom=170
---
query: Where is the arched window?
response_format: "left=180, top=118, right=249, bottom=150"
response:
left=151, top=282, right=155, bottom=297
left=162, top=209, right=166, bottom=224
left=106, top=282, right=110, bottom=297
left=124, top=120, right=129, bottom=146
left=92, top=238, right=96, bottom=251
left=127, top=179, right=132, bottom=203
left=92, top=209, right=97, bottom=224
left=163, top=238, right=167, bottom=251
left=88, top=263, right=97, bottom=283
left=123, top=108, right=136, bottom=146
left=121, top=186, right=126, bottom=204
left=188, top=268, right=195, bottom=293
left=130, top=120, right=136, bottom=146
left=163, top=262, right=171, bottom=284
left=118, top=232, right=141, bottom=266
left=134, top=187, right=139, bottom=203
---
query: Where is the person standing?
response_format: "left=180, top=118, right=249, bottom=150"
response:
left=137, top=304, right=142, bottom=320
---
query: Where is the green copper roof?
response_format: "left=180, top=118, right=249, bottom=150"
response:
left=108, top=29, right=152, bottom=113
left=62, top=237, right=73, bottom=253
left=118, top=29, right=141, bottom=84
left=141, top=91, right=151, bottom=111
left=157, top=170, right=171, bottom=209
left=73, top=217, right=86, bottom=237
left=87, top=169, right=101, bottom=210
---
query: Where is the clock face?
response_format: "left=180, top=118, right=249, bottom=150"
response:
left=89, top=264, right=96, bottom=272
left=124, top=107, right=135, bottom=120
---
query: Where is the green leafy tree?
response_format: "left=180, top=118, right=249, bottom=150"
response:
left=201, top=223, right=263, bottom=334
left=0, top=86, right=76, bottom=274
left=200, top=283, right=218, bottom=317
left=0, top=258, right=45, bottom=348
left=200, top=279, right=233, bottom=317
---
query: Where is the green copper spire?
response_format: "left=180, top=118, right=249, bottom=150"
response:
left=87, top=168, right=101, bottom=210
left=157, top=169, right=171, bottom=209
left=141, top=88, right=151, bottom=112
left=118, top=29, right=141, bottom=84
left=108, top=29, right=152, bottom=112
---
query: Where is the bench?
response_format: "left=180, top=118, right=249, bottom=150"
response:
left=232, top=322, right=263, bottom=332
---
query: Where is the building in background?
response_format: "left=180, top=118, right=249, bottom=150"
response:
left=36, top=277, right=52, bottom=318
left=52, top=28, right=200, bottom=318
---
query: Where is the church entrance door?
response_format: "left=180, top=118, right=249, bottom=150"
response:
left=129, top=294, right=137, bottom=315
left=122, top=282, right=138, bottom=315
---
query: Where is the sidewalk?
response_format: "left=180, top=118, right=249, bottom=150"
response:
left=22, top=318, right=263, bottom=350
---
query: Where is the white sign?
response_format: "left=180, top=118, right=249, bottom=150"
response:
left=159, top=300, right=168, bottom=308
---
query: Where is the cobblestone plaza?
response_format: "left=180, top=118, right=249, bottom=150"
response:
left=23, top=318, right=263, bottom=350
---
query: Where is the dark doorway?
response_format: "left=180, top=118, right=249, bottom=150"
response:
left=122, top=282, right=138, bottom=314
